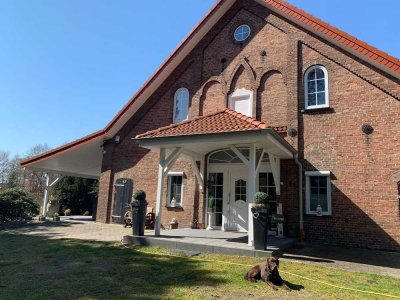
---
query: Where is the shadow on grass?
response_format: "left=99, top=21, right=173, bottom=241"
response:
left=0, top=233, right=228, bottom=299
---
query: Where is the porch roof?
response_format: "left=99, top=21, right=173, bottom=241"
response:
left=135, top=109, right=296, bottom=159
left=136, top=109, right=287, bottom=139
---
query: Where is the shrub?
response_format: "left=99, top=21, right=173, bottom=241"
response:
left=133, top=190, right=146, bottom=201
left=253, top=192, right=269, bottom=205
left=207, top=196, right=215, bottom=210
left=64, top=208, right=71, bottom=216
left=0, top=188, right=39, bottom=224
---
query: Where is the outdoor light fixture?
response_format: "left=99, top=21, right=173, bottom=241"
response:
left=260, top=50, right=267, bottom=57
left=288, top=128, right=298, bottom=137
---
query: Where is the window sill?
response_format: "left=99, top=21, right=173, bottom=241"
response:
left=301, top=107, right=334, bottom=114
left=166, top=205, right=183, bottom=210
left=305, top=212, right=332, bottom=217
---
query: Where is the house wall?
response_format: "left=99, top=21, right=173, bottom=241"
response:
left=97, top=0, right=400, bottom=251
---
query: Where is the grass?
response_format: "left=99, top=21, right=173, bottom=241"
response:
left=0, top=232, right=399, bottom=300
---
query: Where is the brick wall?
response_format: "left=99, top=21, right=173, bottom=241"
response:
left=96, top=0, right=400, bottom=251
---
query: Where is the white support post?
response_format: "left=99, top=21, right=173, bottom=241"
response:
left=42, top=174, right=50, bottom=216
left=162, top=148, right=182, bottom=176
left=155, top=148, right=166, bottom=236
left=268, top=153, right=281, bottom=195
left=188, top=157, right=204, bottom=190
left=247, top=144, right=256, bottom=247
left=255, top=149, right=265, bottom=174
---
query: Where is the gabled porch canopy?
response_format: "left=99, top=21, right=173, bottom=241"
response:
left=135, top=109, right=297, bottom=247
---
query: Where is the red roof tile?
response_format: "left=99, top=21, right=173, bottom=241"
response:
left=136, top=109, right=286, bottom=139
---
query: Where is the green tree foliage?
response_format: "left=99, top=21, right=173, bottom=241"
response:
left=52, top=177, right=98, bottom=215
left=0, top=188, right=40, bottom=224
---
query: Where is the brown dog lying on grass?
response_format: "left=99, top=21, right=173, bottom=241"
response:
left=244, top=257, right=291, bottom=291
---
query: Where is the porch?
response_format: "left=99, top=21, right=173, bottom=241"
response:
left=123, top=228, right=297, bottom=257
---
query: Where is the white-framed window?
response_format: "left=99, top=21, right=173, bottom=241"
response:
left=305, top=171, right=332, bottom=215
left=228, top=88, right=253, bottom=117
left=234, top=24, right=251, bottom=42
left=173, top=88, right=189, bottom=123
left=304, top=65, right=329, bottom=109
left=167, top=172, right=184, bottom=207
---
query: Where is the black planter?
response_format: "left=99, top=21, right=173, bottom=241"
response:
left=131, top=199, right=148, bottom=236
left=252, top=206, right=268, bottom=250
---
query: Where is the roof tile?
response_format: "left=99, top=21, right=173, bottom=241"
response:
left=136, top=109, right=286, bottom=139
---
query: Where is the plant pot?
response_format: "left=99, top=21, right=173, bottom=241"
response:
left=206, top=211, right=215, bottom=230
left=252, top=206, right=268, bottom=250
left=131, top=199, right=148, bottom=236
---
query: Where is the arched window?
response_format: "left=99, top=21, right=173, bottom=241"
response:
left=173, top=88, right=189, bottom=123
left=304, top=65, right=329, bottom=109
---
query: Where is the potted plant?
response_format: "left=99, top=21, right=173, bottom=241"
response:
left=131, top=190, right=148, bottom=236
left=206, top=196, right=215, bottom=230
left=53, top=213, right=60, bottom=222
left=251, top=192, right=269, bottom=250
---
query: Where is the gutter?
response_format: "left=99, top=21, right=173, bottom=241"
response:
left=294, top=153, right=305, bottom=243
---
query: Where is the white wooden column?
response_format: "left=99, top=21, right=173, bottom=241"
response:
left=247, top=144, right=256, bottom=247
left=154, top=147, right=182, bottom=236
left=42, top=174, right=50, bottom=216
left=42, top=174, right=63, bottom=216
left=188, top=156, right=204, bottom=191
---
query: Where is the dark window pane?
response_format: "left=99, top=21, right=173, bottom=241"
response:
left=215, top=213, right=222, bottom=226
left=216, top=186, right=223, bottom=199
left=259, top=186, right=267, bottom=193
left=319, top=177, right=327, bottom=188
left=259, top=173, right=267, bottom=186
left=318, top=194, right=328, bottom=211
left=316, top=68, right=325, bottom=79
left=308, top=80, right=316, bottom=93
left=311, top=187, right=319, bottom=196
left=216, top=173, right=223, bottom=185
left=310, top=195, right=319, bottom=210
left=310, top=177, right=319, bottom=187
left=268, top=173, right=275, bottom=186
left=308, top=70, right=316, bottom=80
left=215, top=199, right=223, bottom=213
left=316, top=79, right=325, bottom=92
left=317, top=92, right=326, bottom=105
left=308, top=93, right=316, bottom=106
left=268, top=187, right=276, bottom=199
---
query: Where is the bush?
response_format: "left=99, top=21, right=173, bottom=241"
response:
left=253, top=192, right=269, bottom=205
left=207, top=196, right=215, bottom=209
left=133, top=190, right=146, bottom=201
left=0, top=188, right=39, bottom=224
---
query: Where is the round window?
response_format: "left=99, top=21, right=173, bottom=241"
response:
left=234, top=24, right=251, bottom=42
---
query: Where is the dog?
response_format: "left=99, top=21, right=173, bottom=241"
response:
left=244, top=257, right=290, bottom=291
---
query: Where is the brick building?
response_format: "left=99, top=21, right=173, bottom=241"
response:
left=22, top=0, right=400, bottom=251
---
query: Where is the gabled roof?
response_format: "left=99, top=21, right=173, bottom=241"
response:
left=136, top=108, right=287, bottom=139
left=22, top=0, right=399, bottom=169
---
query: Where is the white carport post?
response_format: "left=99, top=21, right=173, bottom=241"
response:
left=154, top=147, right=182, bottom=236
left=230, top=144, right=256, bottom=247
left=268, top=153, right=281, bottom=195
left=42, top=174, right=63, bottom=216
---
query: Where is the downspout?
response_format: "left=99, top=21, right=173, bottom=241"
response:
left=294, top=153, right=305, bottom=243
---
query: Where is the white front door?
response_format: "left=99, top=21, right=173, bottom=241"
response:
left=225, top=166, right=248, bottom=232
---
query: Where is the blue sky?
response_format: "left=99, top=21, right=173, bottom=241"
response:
left=0, top=0, right=398, bottom=157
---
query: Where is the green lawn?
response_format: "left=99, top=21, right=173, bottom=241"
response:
left=0, top=232, right=399, bottom=300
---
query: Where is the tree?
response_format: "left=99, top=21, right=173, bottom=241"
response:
left=52, top=177, right=98, bottom=215
left=0, top=151, right=10, bottom=185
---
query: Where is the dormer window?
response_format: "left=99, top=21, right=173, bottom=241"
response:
left=173, top=88, right=189, bottom=123
left=304, top=65, right=329, bottom=109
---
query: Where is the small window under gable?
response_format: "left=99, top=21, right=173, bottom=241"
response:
left=304, top=65, right=329, bottom=110
left=228, top=88, right=253, bottom=117
left=173, top=88, right=189, bottom=123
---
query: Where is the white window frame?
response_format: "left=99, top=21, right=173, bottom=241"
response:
left=305, top=171, right=332, bottom=216
left=167, top=172, right=184, bottom=208
left=304, top=65, right=329, bottom=110
left=173, top=88, right=189, bottom=124
left=228, top=88, right=253, bottom=117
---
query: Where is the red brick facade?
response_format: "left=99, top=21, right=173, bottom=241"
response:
left=96, top=0, right=400, bottom=251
